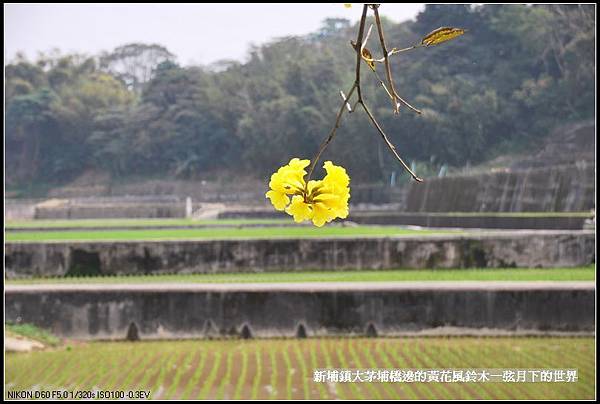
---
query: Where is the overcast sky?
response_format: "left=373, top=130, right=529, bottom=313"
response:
left=5, top=3, right=425, bottom=66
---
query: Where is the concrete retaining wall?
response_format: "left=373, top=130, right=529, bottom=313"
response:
left=218, top=210, right=591, bottom=230
left=45, top=180, right=400, bottom=205
left=405, top=163, right=595, bottom=212
left=5, top=282, right=595, bottom=339
left=5, top=231, right=595, bottom=279
left=34, top=203, right=187, bottom=219
left=350, top=213, right=590, bottom=230
left=5, top=199, right=38, bottom=220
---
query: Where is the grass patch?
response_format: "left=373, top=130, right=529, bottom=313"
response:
left=5, top=226, right=452, bottom=242
left=5, top=323, right=60, bottom=347
left=6, top=212, right=592, bottom=230
left=5, top=266, right=595, bottom=285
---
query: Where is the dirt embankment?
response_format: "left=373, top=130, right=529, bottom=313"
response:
left=5, top=333, right=45, bottom=353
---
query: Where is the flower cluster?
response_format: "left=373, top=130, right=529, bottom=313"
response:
left=265, top=158, right=350, bottom=227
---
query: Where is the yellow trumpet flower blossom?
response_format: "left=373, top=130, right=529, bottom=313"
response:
left=265, top=158, right=351, bottom=227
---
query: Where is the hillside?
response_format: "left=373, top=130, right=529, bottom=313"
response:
left=5, top=5, right=595, bottom=195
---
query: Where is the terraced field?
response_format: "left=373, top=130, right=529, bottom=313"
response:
left=5, top=337, right=595, bottom=400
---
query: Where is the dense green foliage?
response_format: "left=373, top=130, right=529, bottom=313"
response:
left=5, top=5, right=595, bottom=188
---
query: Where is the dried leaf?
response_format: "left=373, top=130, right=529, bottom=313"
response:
left=421, top=27, right=466, bottom=47
left=361, top=48, right=376, bottom=71
left=350, top=40, right=377, bottom=70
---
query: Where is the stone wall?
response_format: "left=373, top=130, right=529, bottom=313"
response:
left=405, top=162, right=595, bottom=212
left=5, top=282, right=594, bottom=339
left=5, top=231, right=595, bottom=279
left=34, top=203, right=190, bottom=219
left=218, top=210, right=591, bottom=230
left=4, top=199, right=39, bottom=220
left=349, top=213, right=590, bottom=230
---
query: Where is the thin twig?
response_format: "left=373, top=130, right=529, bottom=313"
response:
left=392, top=88, right=422, bottom=114
left=360, top=101, right=423, bottom=182
left=370, top=68, right=396, bottom=104
left=306, top=84, right=356, bottom=181
left=340, top=90, right=352, bottom=112
left=373, top=5, right=422, bottom=115
left=372, top=4, right=400, bottom=114
left=354, top=4, right=369, bottom=101
left=388, top=44, right=422, bottom=55
left=363, top=44, right=423, bottom=64
left=358, top=48, right=420, bottom=115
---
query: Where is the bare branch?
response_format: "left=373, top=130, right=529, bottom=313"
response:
left=372, top=5, right=400, bottom=114
left=354, top=4, right=369, bottom=101
left=373, top=6, right=422, bottom=115
left=306, top=84, right=356, bottom=181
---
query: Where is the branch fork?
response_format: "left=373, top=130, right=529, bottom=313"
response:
left=307, top=4, right=424, bottom=183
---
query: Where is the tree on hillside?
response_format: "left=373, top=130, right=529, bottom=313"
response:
left=99, top=43, right=176, bottom=93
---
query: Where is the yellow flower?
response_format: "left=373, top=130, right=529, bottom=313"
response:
left=266, top=190, right=289, bottom=211
left=313, top=201, right=340, bottom=227
left=324, top=161, right=349, bottom=187
left=269, top=158, right=308, bottom=194
left=265, top=158, right=310, bottom=210
left=265, top=158, right=351, bottom=227
left=287, top=157, right=310, bottom=172
left=286, top=195, right=312, bottom=223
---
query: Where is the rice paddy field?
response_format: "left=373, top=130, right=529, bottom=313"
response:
left=5, top=337, right=595, bottom=400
